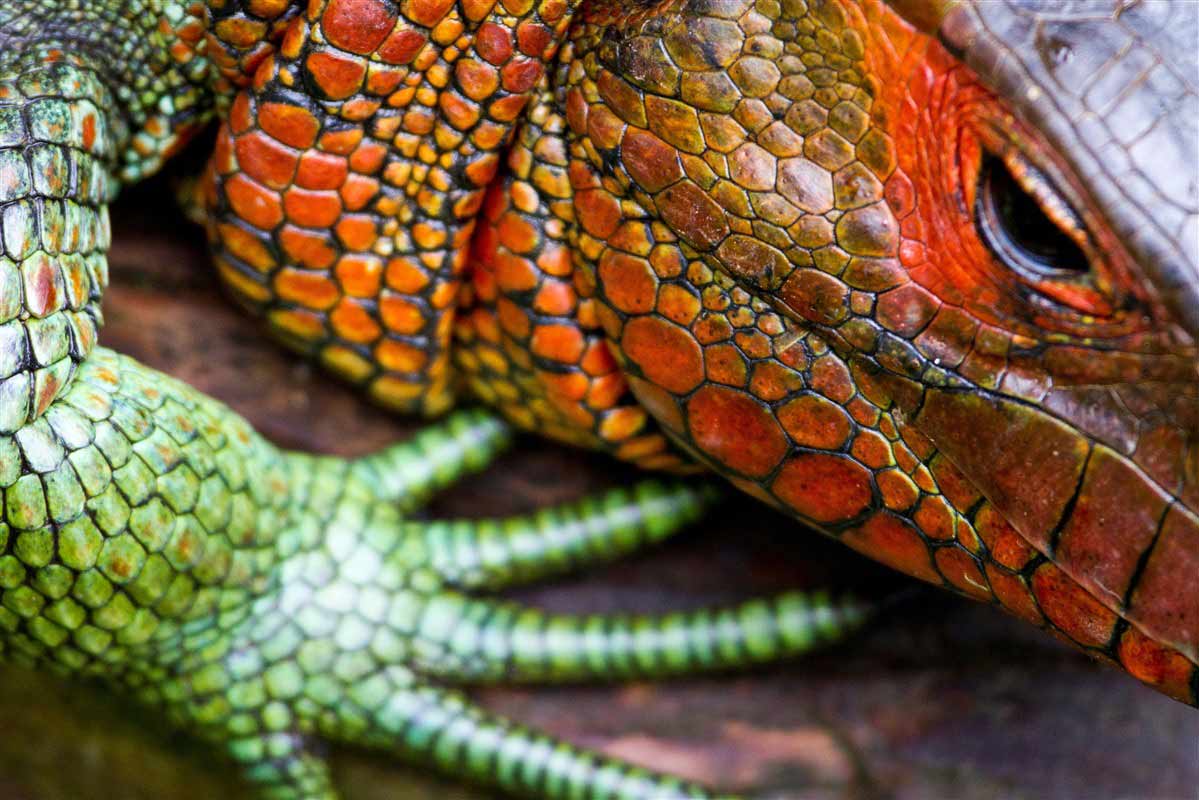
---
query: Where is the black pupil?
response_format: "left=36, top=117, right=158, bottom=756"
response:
left=978, top=156, right=1089, bottom=276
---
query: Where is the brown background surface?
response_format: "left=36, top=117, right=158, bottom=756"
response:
left=0, top=178, right=1193, bottom=800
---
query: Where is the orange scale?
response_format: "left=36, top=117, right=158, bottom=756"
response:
left=515, top=20, right=552, bottom=57
left=330, top=298, right=383, bottom=344
left=441, top=92, right=482, bottom=130
left=1117, top=626, right=1196, bottom=704
left=809, top=355, right=855, bottom=403
left=489, top=93, right=532, bottom=123
left=955, top=521, right=984, bottom=556
left=340, top=98, right=382, bottom=122
left=245, top=47, right=275, bottom=85
left=687, top=385, right=788, bottom=479
left=891, top=440, right=919, bottom=474
left=334, top=214, right=378, bottom=250
left=402, top=108, right=436, bottom=135
left=841, top=512, right=942, bottom=585
left=379, top=294, right=426, bottom=335
left=375, top=339, right=429, bottom=374
left=475, top=22, right=513, bottom=66
left=335, top=254, right=383, bottom=297
left=283, top=187, right=342, bottom=228
left=934, top=547, right=993, bottom=601
left=540, top=370, right=589, bottom=402
left=306, top=50, right=366, bottom=100
left=378, top=28, right=427, bottom=66
left=366, top=67, right=406, bottom=96
left=845, top=395, right=882, bottom=428
left=615, top=434, right=669, bottom=462
left=229, top=93, right=253, bottom=134
left=1031, top=562, right=1120, bottom=649
left=691, top=315, right=733, bottom=346
left=586, top=105, right=625, bottom=151
left=574, top=188, right=622, bottom=239
left=733, top=330, right=772, bottom=360
left=295, top=151, right=348, bottom=190
left=496, top=212, right=539, bottom=254
left=280, top=225, right=337, bottom=270
left=876, top=468, right=919, bottom=512
left=456, top=59, right=501, bottom=102
left=225, top=173, right=284, bottom=230
left=598, top=251, right=657, bottom=315
left=748, top=362, right=803, bottom=403
left=579, top=340, right=616, bottom=377
left=464, top=153, right=502, bottom=189
left=349, top=141, right=388, bottom=174
left=586, top=372, right=627, bottom=409
left=536, top=244, right=572, bottom=278
left=500, top=57, right=542, bottom=94
left=257, top=101, right=320, bottom=149
left=848, top=429, right=894, bottom=469
left=217, top=223, right=275, bottom=272
left=620, top=130, right=685, bottom=196
left=268, top=308, right=326, bottom=342
left=598, top=405, right=647, bottom=442
left=974, top=502, right=1037, bottom=570
left=985, top=565, right=1043, bottom=627
left=530, top=323, right=586, bottom=364
left=318, top=128, right=364, bottom=154
left=430, top=280, right=460, bottom=310
left=703, top=343, right=748, bottom=388
left=274, top=267, right=341, bottom=310
left=322, top=0, right=396, bottom=55
left=494, top=296, right=529, bottom=338
left=459, top=304, right=496, bottom=338
left=211, top=127, right=236, bottom=174
left=454, top=191, right=488, bottom=220
left=656, top=284, right=701, bottom=327
left=912, top=495, right=956, bottom=541
left=403, top=0, right=455, bottom=27
left=621, top=316, right=704, bottom=395
left=340, top=174, right=379, bottom=211
left=532, top=280, right=575, bottom=316
left=772, top=452, right=875, bottom=526
left=911, top=464, right=939, bottom=494
left=491, top=252, right=537, bottom=293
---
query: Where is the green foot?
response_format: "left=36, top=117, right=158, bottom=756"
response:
left=0, top=348, right=869, bottom=800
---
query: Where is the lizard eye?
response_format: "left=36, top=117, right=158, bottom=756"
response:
left=973, top=146, right=1118, bottom=317
left=977, top=154, right=1089, bottom=279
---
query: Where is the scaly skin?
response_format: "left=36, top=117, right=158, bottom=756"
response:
left=0, top=0, right=1195, bottom=796
left=0, top=5, right=874, bottom=799
left=200, top=0, right=1196, bottom=700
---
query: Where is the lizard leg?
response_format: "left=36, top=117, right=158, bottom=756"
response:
left=414, top=480, right=718, bottom=590
left=203, top=0, right=578, bottom=417
left=404, top=590, right=869, bottom=684
left=340, top=681, right=730, bottom=800
left=229, top=733, right=338, bottom=800
left=351, top=408, right=513, bottom=510
left=455, top=91, right=689, bottom=472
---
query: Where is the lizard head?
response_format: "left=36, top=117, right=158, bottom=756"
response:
left=573, top=0, right=1199, bottom=698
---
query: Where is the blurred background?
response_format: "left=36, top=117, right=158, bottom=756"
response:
left=0, top=174, right=1192, bottom=800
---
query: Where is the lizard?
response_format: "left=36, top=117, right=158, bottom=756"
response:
left=0, top=0, right=1196, bottom=797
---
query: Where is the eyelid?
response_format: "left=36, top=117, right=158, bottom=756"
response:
left=994, top=147, right=1092, bottom=258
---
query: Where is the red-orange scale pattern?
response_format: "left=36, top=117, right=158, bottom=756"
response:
left=194, top=0, right=1198, bottom=703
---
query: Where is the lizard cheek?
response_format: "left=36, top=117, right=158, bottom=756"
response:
left=916, top=387, right=1199, bottom=668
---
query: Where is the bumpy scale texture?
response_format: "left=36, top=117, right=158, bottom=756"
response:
left=1, top=0, right=1197, bottom=796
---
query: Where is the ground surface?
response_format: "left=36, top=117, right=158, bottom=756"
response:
left=0, top=178, right=1193, bottom=800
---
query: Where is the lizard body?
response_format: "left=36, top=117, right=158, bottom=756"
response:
left=0, top=0, right=1195, bottom=797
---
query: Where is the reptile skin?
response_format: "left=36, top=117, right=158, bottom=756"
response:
left=0, top=0, right=1196, bottom=797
